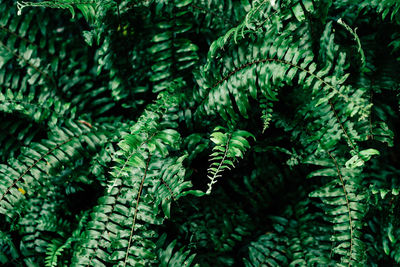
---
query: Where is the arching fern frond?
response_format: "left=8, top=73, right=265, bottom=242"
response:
left=196, top=15, right=370, bottom=134
left=0, top=121, right=107, bottom=221
left=0, top=87, right=76, bottom=127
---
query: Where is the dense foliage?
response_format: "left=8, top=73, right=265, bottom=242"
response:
left=1, top=0, right=400, bottom=266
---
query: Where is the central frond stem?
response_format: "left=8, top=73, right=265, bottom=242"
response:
left=160, top=176, right=176, bottom=201
left=115, top=133, right=156, bottom=179
left=123, top=154, right=152, bottom=267
left=207, top=133, right=232, bottom=194
left=328, top=101, right=356, bottom=151
left=0, top=99, right=73, bottom=122
left=0, top=40, right=54, bottom=84
left=87, top=133, right=156, bottom=266
left=0, top=25, right=34, bottom=45
left=326, top=150, right=353, bottom=266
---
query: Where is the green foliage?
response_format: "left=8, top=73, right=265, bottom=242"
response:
left=17, top=0, right=97, bottom=22
left=149, top=0, right=199, bottom=93
left=244, top=198, right=332, bottom=266
left=155, top=234, right=197, bottom=267
left=207, top=127, right=254, bottom=194
left=1, top=0, right=400, bottom=266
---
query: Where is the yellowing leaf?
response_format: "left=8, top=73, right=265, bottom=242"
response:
left=18, top=188, right=26, bottom=195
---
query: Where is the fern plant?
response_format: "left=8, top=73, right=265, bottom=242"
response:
left=1, top=0, right=400, bottom=266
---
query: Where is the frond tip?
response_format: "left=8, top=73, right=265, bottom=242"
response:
left=206, top=127, right=255, bottom=194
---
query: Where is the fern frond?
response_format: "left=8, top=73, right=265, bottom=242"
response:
left=155, top=234, right=196, bottom=266
left=0, top=230, right=20, bottom=264
left=17, top=0, right=97, bottom=23
left=43, top=211, right=89, bottom=266
left=45, top=239, right=68, bottom=267
left=73, top=96, right=195, bottom=265
left=149, top=0, right=199, bottom=93
left=260, top=97, right=274, bottom=133
left=244, top=232, right=288, bottom=266
left=243, top=198, right=332, bottom=266
left=178, top=191, right=253, bottom=266
left=189, top=0, right=250, bottom=37
left=0, top=121, right=107, bottom=220
left=17, top=190, right=63, bottom=265
left=207, top=127, right=254, bottom=194
left=352, top=0, right=400, bottom=22
left=336, top=18, right=366, bottom=71
left=0, top=116, right=42, bottom=162
left=0, top=87, right=76, bottom=127
left=196, top=14, right=370, bottom=137
left=0, top=0, right=399, bottom=265
left=0, top=1, right=57, bottom=88
left=308, top=152, right=369, bottom=265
